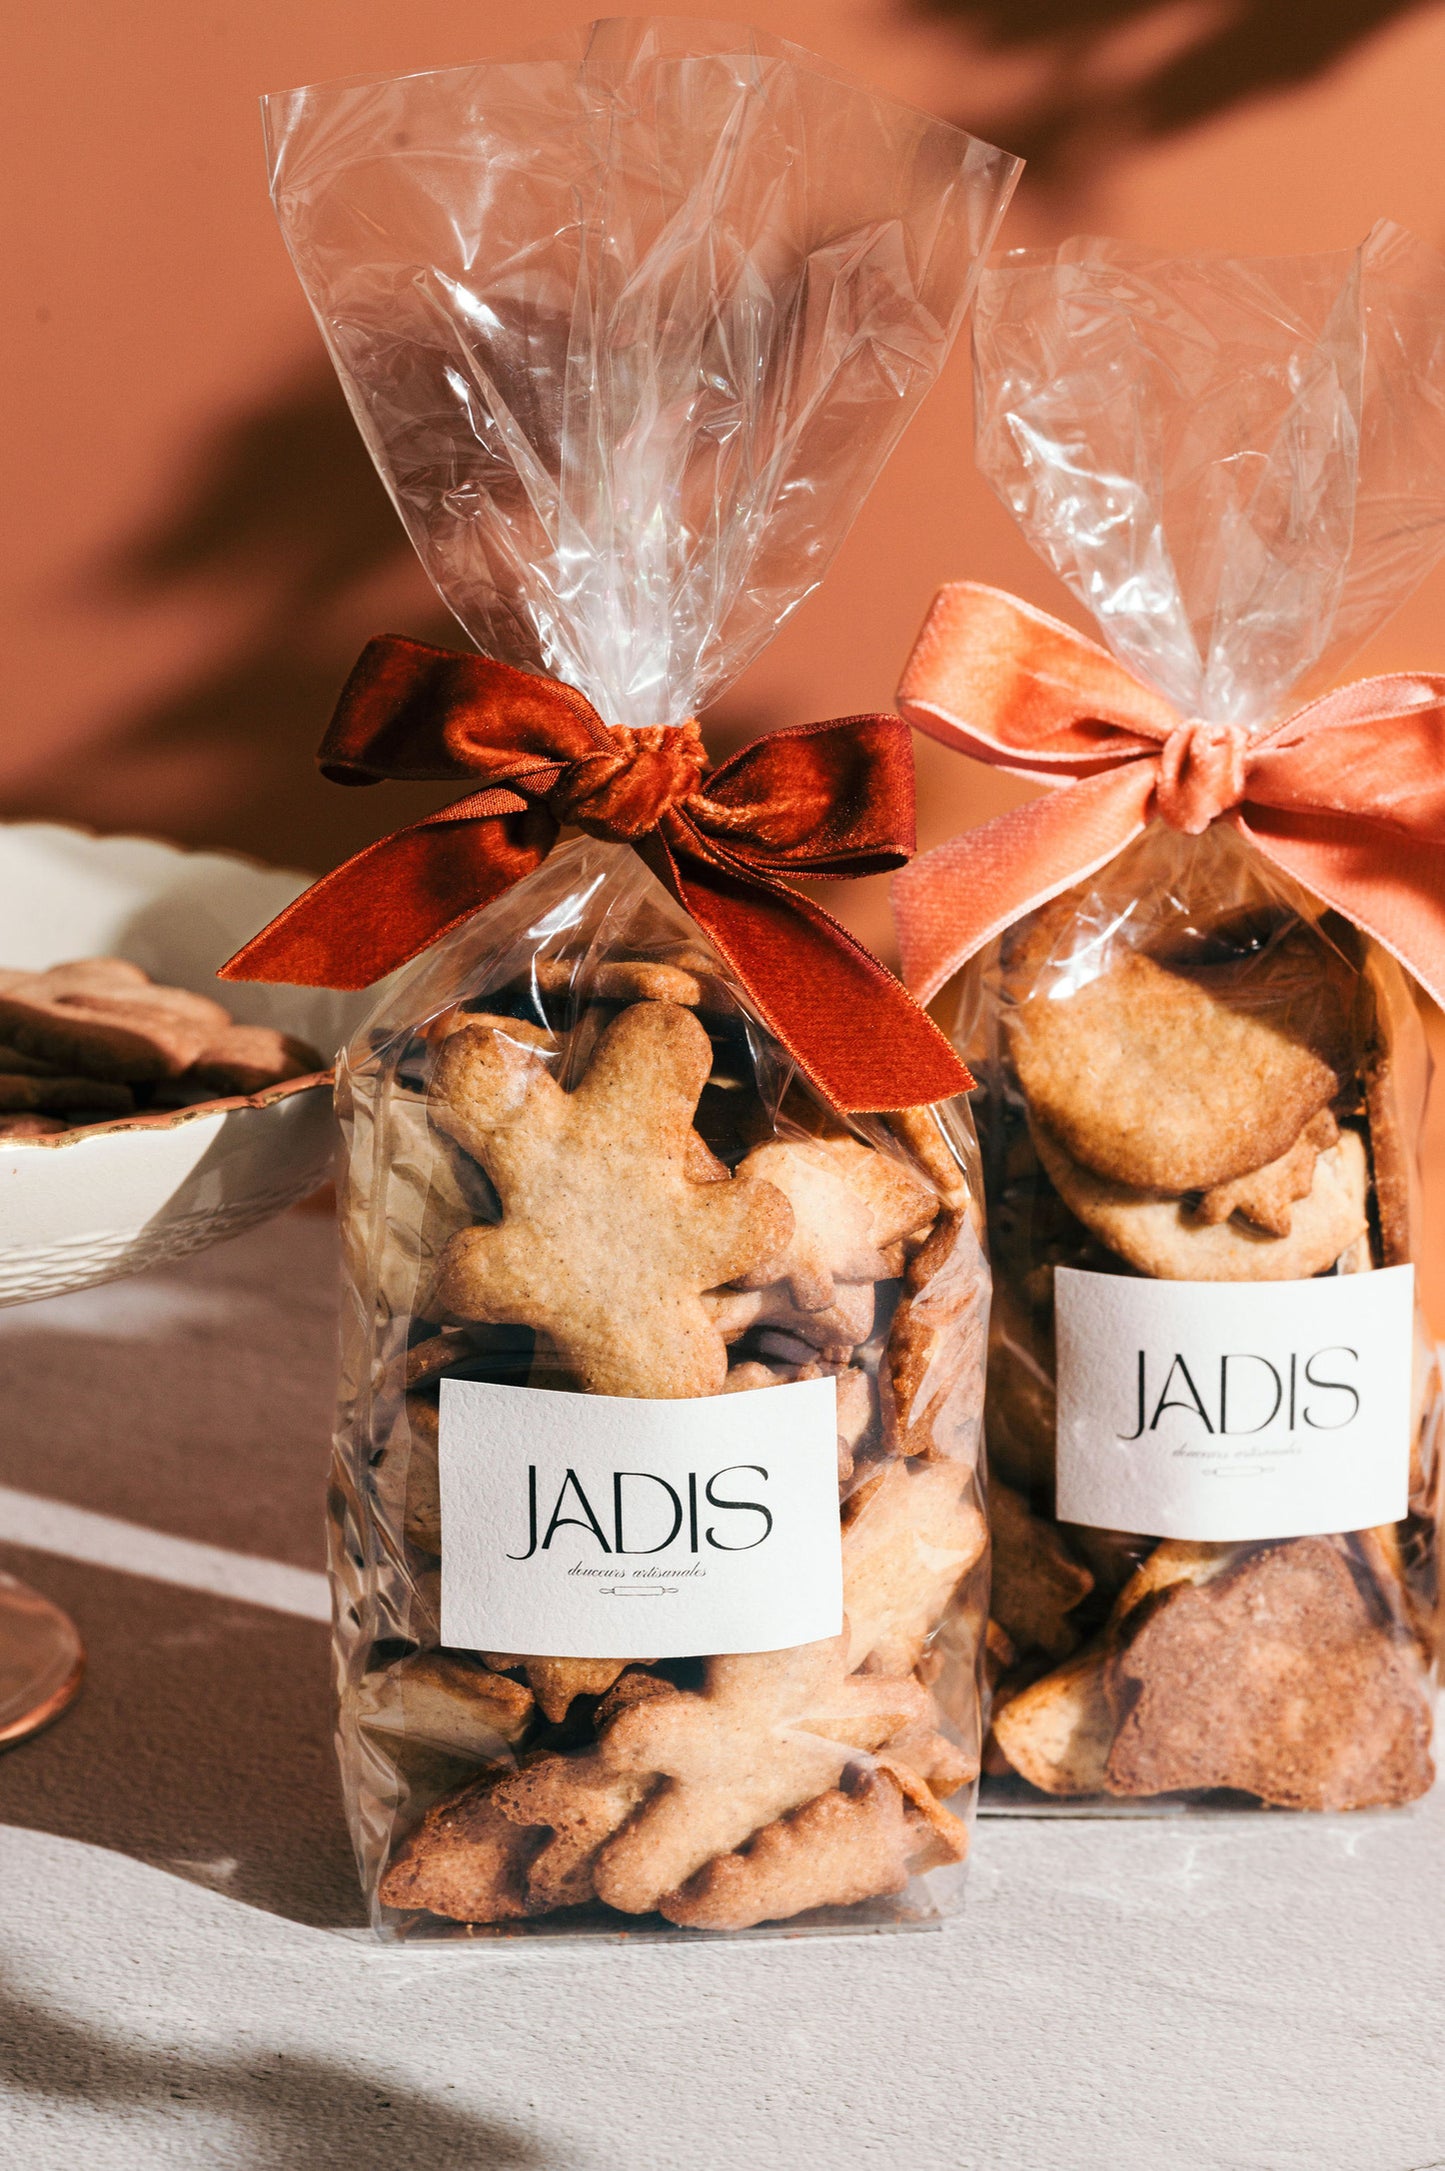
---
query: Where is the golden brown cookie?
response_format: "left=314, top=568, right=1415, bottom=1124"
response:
left=988, top=1479, right=1094, bottom=1659
left=1365, top=1051, right=1414, bottom=1267
left=0, top=1073, right=133, bottom=1114
left=885, top=1207, right=988, bottom=1461
left=658, top=1765, right=965, bottom=1930
left=1195, top=1109, right=1339, bottom=1235
left=428, top=1005, right=793, bottom=1397
left=1006, top=924, right=1354, bottom=1192
left=489, top=1751, right=655, bottom=1912
left=1108, top=1540, right=1237, bottom=1625
left=371, top=1393, right=443, bottom=1556
left=378, top=1773, right=543, bottom=1921
left=0, top=958, right=234, bottom=1081
left=703, top=1277, right=875, bottom=1354
left=592, top=1634, right=932, bottom=1914
left=356, top=1650, right=536, bottom=1760
left=402, top=1328, right=487, bottom=1390
left=187, top=1024, right=324, bottom=1094
left=535, top=956, right=706, bottom=1006
left=481, top=1655, right=636, bottom=1725
left=723, top=1357, right=874, bottom=1485
left=1032, top=1118, right=1368, bottom=1281
left=841, top=1459, right=987, bottom=1675
left=989, top=1642, right=1116, bottom=1796
left=1105, top=1537, right=1435, bottom=1808
left=985, top=1282, right=1058, bottom=1492
left=731, top=1136, right=937, bottom=1310
left=885, top=1103, right=977, bottom=1217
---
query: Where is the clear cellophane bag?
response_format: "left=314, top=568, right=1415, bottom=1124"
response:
left=960, top=226, right=1445, bottom=1813
left=264, top=20, right=1019, bottom=1932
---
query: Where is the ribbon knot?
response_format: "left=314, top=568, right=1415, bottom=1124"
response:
left=545, top=720, right=708, bottom=840
left=1155, top=719, right=1249, bottom=835
left=219, top=634, right=970, bottom=1114
left=891, top=581, right=1445, bottom=1011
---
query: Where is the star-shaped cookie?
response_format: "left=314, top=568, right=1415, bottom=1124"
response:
left=427, top=1003, right=792, bottom=1398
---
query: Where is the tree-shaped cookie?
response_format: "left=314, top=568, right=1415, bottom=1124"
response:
left=592, top=1632, right=932, bottom=1914
left=427, top=1004, right=792, bottom=1397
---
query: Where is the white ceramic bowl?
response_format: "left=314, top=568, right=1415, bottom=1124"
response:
left=0, top=824, right=370, bottom=1305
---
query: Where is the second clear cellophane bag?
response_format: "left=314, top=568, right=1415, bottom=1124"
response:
left=899, top=225, right=1445, bottom=1814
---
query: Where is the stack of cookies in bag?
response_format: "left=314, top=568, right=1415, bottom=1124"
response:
left=890, top=226, right=1445, bottom=1819
left=346, top=928, right=990, bottom=1930
left=976, top=845, right=1440, bottom=1809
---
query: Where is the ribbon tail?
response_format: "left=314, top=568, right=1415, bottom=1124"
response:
left=1241, top=810, right=1445, bottom=1015
left=646, top=840, right=972, bottom=1113
left=220, top=793, right=557, bottom=990
left=891, top=765, right=1159, bottom=1002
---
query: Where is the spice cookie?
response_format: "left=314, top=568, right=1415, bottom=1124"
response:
left=841, top=1459, right=988, bottom=1676
left=659, top=1764, right=966, bottom=1930
left=703, top=1276, right=875, bottom=1355
left=731, top=1136, right=937, bottom=1310
left=378, top=1772, right=543, bottom=1921
left=188, top=1024, right=324, bottom=1094
left=0, top=958, right=234, bottom=1081
left=592, top=1633, right=932, bottom=1915
left=984, top=1282, right=1057, bottom=1492
left=990, top=1643, right=1116, bottom=1796
left=885, top=1206, right=988, bottom=1461
left=534, top=956, right=706, bottom=1007
left=988, top=1479, right=1094, bottom=1659
left=1005, top=924, right=1354, bottom=1192
left=1031, top=1118, right=1368, bottom=1281
left=1365, top=1051, right=1414, bottom=1268
left=489, top=1751, right=656, bottom=1912
left=1105, top=1537, right=1435, bottom=1808
left=428, top=1004, right=793, bottom=1398
left=1194, top=1109, right=1339, bottom=1236
left=356, top=1650, right=536, bottom=1760
left=481, top=1654, right=636, bottom=1725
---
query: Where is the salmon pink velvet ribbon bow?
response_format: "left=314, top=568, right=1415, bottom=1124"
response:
left=221, top=634, right=970, bottom=1113
left=892, top=583, right=1445, bottom=1007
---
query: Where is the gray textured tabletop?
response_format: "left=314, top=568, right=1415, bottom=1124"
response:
left=1, top=1213, right=1442, bottom=2171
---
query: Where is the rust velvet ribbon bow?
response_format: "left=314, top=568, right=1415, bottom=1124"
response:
left=892, top=582, right=1445, bottom=1007
left=221, top=635, right=970, bottom=1113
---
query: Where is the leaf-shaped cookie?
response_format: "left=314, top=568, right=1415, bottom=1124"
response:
left=593, top=1633, right=931, bottom=1914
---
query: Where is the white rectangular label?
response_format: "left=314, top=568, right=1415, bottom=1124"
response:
left=1055, top=1264, right=1414, bottom=1542
left=437, top=1376, right=843, bottom=1659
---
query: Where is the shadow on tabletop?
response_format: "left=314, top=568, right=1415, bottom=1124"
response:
left=0, top=1968, right=548, bottom=2169
left=0, top=1546, right=361, bottom=1932
left=909, top=0, right=1434, bottom=179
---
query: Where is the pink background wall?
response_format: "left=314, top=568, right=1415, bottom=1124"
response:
left=8, top=0, right=1445, bottom=1304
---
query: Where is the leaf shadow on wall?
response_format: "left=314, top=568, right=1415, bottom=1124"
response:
left=1, top=0, right=1429, bottom=884
left=0, top=373, right=461, bottom=879
left=911, top=0, right=1433, bottom=178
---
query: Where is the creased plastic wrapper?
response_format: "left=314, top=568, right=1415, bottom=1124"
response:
left=261, top=21, right=1018, bottom=1935
left=896, top=225, right=1445, bottom=1815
